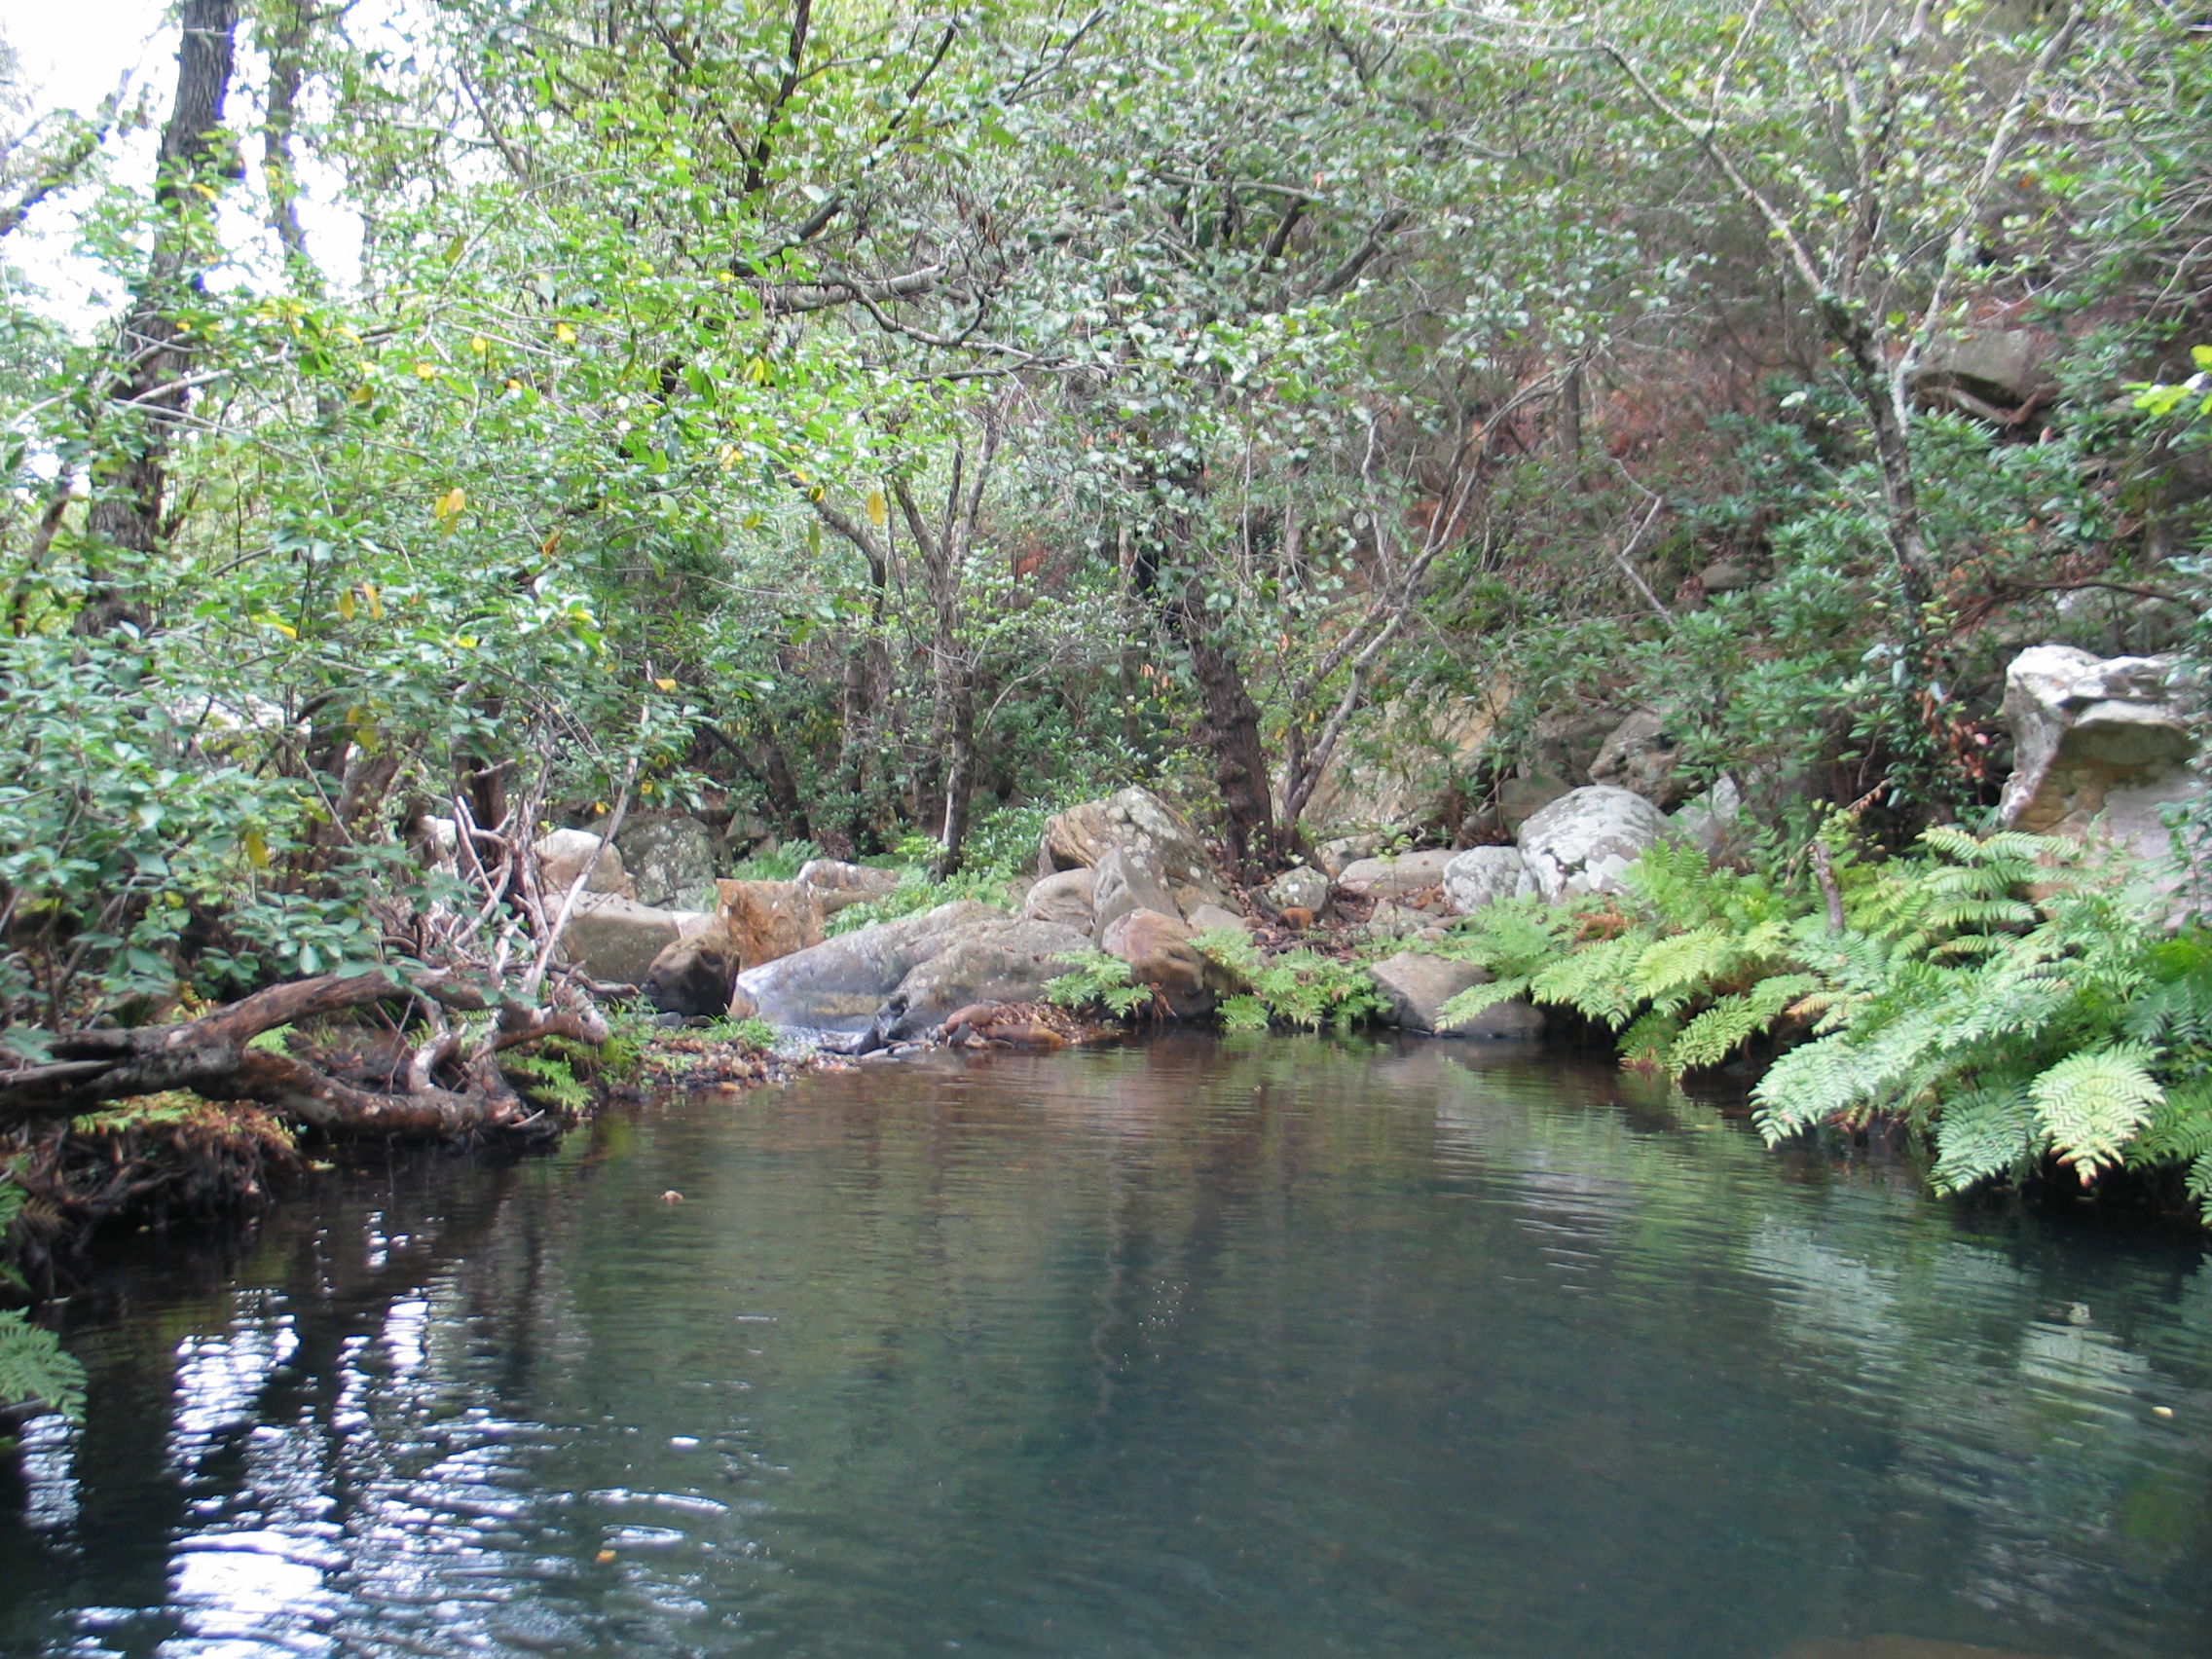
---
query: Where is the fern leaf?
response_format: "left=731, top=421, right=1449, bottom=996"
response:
left=1931, top=1084, right=2040, bottom=1193
left=2029, top=1045, right=2163, bottom=1178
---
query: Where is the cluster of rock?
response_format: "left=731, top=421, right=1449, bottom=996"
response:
left=526, top=641, right=2201, bottom=1051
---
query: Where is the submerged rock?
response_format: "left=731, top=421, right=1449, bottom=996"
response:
left=1369, top=951, right=1543, bottom=1039
left=1517, top=786, right=1669, bottom=901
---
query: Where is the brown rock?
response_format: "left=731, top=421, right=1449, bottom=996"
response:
left=712, top=878, right=826, bottom=970
left=1100, top=907, right=1239, bottom=1020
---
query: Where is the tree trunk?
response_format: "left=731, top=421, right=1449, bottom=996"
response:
left=0, top=972, right=605, bottom=1138
left=77, top=0, right=240, bottom=638
left=1167, top=571, right=1278, bottom=880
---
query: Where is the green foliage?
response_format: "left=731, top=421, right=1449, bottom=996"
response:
left=498, top=1051, right=592, bottom=1114
left=1190, top=930, right=1385, bottom=1033
left=0, top=1310, right=84, bottom=1423
left=700, top=1014, right=780, bottom=1051
left=1043, top=951, right=1152, bottom=1018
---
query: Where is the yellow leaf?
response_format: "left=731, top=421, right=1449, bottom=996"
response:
left=470, top=335, right=490, bottom=353
left=455, top=634, right=478, bottom=649
left=433, top=487, right=466, bottom=527
left=414, top=362, right=438, bottom=380
left=242, top=828, right=270, bottom=869
left=653, top=677, right=679, bottom=692
left=556, top=321, right=577, bottom=344
left=745, top=356, right=771, bottom=386
left=251, top=612, right=298, bottom=639
left=364, top=582, right=384, bottom=619
left=541, top=531, right=561, bottom=556
left=338, top=588, right=355, bottom=621
left=866, top=488, right=887, bottom=529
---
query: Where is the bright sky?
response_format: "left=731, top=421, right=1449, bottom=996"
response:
left=9, top=0, right=171, bottom=121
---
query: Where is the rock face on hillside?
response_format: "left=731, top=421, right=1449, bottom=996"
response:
left=1997, top=645, right=2196, bottom=867
left=1517, top=786, right=1670, bottom=901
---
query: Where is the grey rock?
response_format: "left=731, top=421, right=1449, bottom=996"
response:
left=1998, top=645, right=2197, bottom=869
left=1363, top=901, right=1426, bottom=940
left=1022, top=866, right=1097, bottom=934
left=1091, top=845, right=1183, bottom=935
left=1914, top=327, right=2054, bottom=409
left=535, top=829, right=636, bottom=902
left=795, top=858, right=902, bottom=916
left=608, top=813, right=718, bottom=908
left=1588, top=707, right=1692, bottom=810
left=1336, top=848, right=1456, bottom=901
left=1313, top=833, right=1384, bottom=878
left=1370, top=952, right=1544, bottom=1040
left=1039, top=787, right=1225, bottom=898
left=1443, top=846, right=1538, bottom=914
left=1296, top=691, right=1503, bottom=835
left=1518, top=786, right=1670, bottom=901
left=876, top=919, right=1094, bottom=1040
left=1264, top=866, right=1332, bottom=915
left=732, top=901, right=1006, bottom=1033
left=1697, top=559, right=1754, bottom=593
left=1532, top=709, right=1616, bottom=786
left=559, top=895, right=714, bottom=986
left=1670, top=777, right=1744, bottom=860
left=1184, top=903, right=1252, bottom=934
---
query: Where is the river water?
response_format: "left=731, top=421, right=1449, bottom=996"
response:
left=1, top=1034, right=2207, bottom=1659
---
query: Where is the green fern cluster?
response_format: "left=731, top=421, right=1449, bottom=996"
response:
left=1431, top=843, right=1818, bottom=1077
left=1190, top=930, right=1386, bottom=1033
left=1043, top=950, right=1153, bottom=1017
left=0, top=1310, right=85, bottom=1423
left=498, top=1051, right=593, bottom=1113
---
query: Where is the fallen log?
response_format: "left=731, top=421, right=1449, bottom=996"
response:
left=0, top=970, right=608, bottom=1138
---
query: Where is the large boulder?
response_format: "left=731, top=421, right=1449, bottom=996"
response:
left=874, top=919, right=1094, bottom=1041
left=607, top=812, right=717, bottom=908
left=1518, top=786, right=1670, bottom=901
left=642, top=933, right=745, bottom=1018
left=795, top=859, right=901, bottom=916
left=1997, top=645, right=2196, bottom=866
left=732, top=901, right=1005, bottom=1033
left=1185, top=903, right=1252, bottom=934
left=535, top=829, right=636, bottom=902
left=1263, top=866, right=1331, bottom=916
left=1443, top=846, right=1538, bottom=914
left=1100, top=908, right=1238, bottom=1020
left=559, top=895, right=714, bottom=986
left=1531, top=708, right=1616, bottom=787
left=712, top=879, right=825, bottom=969
left=1496, top=773, right=1573, bottom=835
left=1670, top=776, right=1744, bottom=860
left=1588, top=707, right=1693, bottom=810
left=1336, top=848, right=1456, bottom=903
left=1039, top=788, right=1230, bottom=907
left=1090, top=845, right=1183, bottom=935
left=1022, top=867, right=1097, bottom=934
left=1370, top=952, right=1544, bottom=1040
left=1913, top=326, right=2055, bottom=412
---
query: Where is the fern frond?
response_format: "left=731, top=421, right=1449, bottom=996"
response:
left=0, top=1309, right=85, bottom=1420
left=1616, top=1010, right=1681, bottom=1070
left=1437, top=976, right=1532, bottom=1026
left=1931, top=1084, right=2040, bottom=1193
left=2029, top=1045, right=2163, bottom=1178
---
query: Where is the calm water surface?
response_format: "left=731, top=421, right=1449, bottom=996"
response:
left=1, top=1035, right=2209, bottom=1659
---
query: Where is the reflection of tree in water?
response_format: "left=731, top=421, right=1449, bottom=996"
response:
left=0, top=1043, right=2208, bottom=1659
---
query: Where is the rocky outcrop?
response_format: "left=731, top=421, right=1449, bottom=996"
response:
left=1091, top=845, right=1182, bottom=934
left=1264, top=866, right=1331, bottom=916
left=1021, top=867, right=1097, bottom=933
left=1336, top=848, right=1456, bottom=902
left=606, top=813, right=716, bottom=908
left=1588, top=707, right=1693, bottom=810
left=1518, top=786, right=1670, bottom=901
left=535, top=829, right=636, bottom=902
left=559, top=895, right=713, bottom=986
left=795, top=858, right=901, bottom=915
left=1039, top=788, right=1231, bottom=910
left=1997, top=645, right=2196, bottom=866
left=874, top=919, right=1093, bottom=1041
left=1369, top=952, right=1544, bottom=1039
left=1913, top=326, right=2055, bottom=415
left=711, top=879, right=825, bottom=969
left=1101, top=908, right=1239, bottom=1020
left=1443, top=846, right=1537, bottom=913
left=731, top=901, right=1005, bottom=1033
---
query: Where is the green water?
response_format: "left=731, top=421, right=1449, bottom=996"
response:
left=1, top=1034, right=2208, bottom=1658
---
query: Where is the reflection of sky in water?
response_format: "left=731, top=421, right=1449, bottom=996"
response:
left=8, top=1041, right=2211, bottom=1659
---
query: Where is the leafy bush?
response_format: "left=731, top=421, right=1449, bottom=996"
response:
left=1190, top=929, right=1385, bottom=1033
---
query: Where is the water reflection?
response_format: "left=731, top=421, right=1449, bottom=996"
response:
left=0, top=1035, right=2206, bottom=1659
